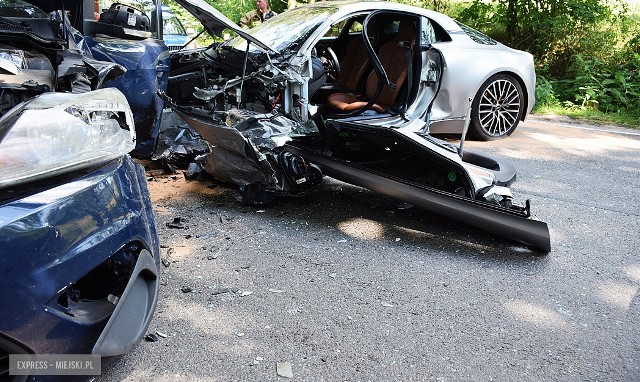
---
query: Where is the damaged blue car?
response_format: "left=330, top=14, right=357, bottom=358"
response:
left=0, top=0, right=160, bottom=377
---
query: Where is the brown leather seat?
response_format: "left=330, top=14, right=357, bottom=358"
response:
left=327, top=19, right=415, bottom=114
left=335, top=19, right=381, bottom=91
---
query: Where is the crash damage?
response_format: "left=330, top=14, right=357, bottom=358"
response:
left=160, top=1, right=550, bottom=251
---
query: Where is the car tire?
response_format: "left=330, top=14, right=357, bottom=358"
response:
left=470, top=74, right=524, bottom=140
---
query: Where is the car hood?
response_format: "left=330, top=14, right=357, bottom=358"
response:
left=20, top=0, right=81, bottom=12
left=173, top=0, right=276, bottom=53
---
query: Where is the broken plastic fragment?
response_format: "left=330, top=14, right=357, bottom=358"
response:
left=381, top=302, right=394, bottom=307
left=240, top=291, right=253, bottom=297
left=276, top=362, right=293, bottom=378
left=167, top=217, right=185, bottom=229
left=156, top=331, right=167, bottom=338
left=144, top=333, right=159, bottom=342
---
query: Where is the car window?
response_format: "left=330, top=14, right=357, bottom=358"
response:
left=456, top=21, right=496, bottom=45
left=421, top=17, right=436, bottom=46
left=423, top=17, right=452, bottom=43
left=163, top=14, right=186, bottom=35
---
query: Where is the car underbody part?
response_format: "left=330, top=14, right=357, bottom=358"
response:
left=285, top=142, right=550, bottom=252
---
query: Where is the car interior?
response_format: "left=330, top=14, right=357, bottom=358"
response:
left=311, top=13, right=423, bottom=118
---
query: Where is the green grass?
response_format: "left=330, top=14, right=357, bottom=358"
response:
left=534, top=106, right=640, bottom=129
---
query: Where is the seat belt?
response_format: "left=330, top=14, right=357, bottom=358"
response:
left=398, top=40, right=414, bottom=114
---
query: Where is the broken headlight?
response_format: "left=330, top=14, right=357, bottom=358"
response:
left=0, top=88, right=135, bottom=189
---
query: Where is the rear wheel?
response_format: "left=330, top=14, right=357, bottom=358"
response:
left=470, top=74, right=524, bottom=140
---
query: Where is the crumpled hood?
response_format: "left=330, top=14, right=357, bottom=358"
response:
left=173, top=0, right=276, bottom=53
left=19, top=0, right=81, bottom=13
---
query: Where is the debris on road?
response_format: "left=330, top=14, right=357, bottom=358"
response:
left=144, top=333, right=159, bottom=342
left=167, top=217, right=186, bottom=229
left=276, top=362, right=293, bottom=378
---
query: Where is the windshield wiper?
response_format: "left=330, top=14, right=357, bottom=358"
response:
left=0, top=16, right=31, bottom=31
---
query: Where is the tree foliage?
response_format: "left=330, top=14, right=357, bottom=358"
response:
left=162, top=0, right=639, bottom=119
left=453, top=0, right=639, bottom=116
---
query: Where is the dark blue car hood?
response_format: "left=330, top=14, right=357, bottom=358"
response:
left=23, top=0, right=82, bottom=12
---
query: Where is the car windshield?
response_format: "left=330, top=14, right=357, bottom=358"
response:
left=0, top=0, right=48, bottom=17
left=227, top=5, right=336, bottom=53
left=164, top=14, right=186, bottom=35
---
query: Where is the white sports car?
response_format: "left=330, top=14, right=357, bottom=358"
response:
left=162, top=0, right=549, bottom=251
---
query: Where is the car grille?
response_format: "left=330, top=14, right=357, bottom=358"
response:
left=0, top=337, right=30, bottom=382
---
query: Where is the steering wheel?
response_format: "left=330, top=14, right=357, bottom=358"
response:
left=318, top=46, right=340, bottom=83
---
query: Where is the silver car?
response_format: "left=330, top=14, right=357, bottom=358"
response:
left=163, top=0, right=549, bottom=251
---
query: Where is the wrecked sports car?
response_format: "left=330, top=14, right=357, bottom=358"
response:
left=0, top=0, right=160, bottom=369
left=163, top=0, right=550, bottom=251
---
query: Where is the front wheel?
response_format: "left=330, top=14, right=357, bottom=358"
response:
left=470, top=74, right=524, bottom=140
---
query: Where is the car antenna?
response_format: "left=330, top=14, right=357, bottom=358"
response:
left=458, top=97, right=472, bottom=157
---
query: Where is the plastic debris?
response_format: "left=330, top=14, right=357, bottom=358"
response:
left=156, top=331, right=167, bottom=338
left=397, top=203, right=413, bottom=210
left=337, top=239, right=347, bottom=243
left=381, top=302, right=394, bottom=307
left=240, top=291, right=253, bottom=297
left=181, top=286, right=193, bottom=293
left=144, top=333, right=159, bottom=342
left=276, top=362, right=293, bottom=378
left=152, top=125, right=210, bottom=172
left=211, top=287, right=236, bottom=295
left=185, top=162, right=203, bottom=180
left=167, top=217, right=185, bottom=229
left=161, top=259, right=171, bottom=268
left=268, top=288, right=284, bottom=293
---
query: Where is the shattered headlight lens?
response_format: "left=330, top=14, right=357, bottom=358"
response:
left=0, top=88, right=135, bottom=189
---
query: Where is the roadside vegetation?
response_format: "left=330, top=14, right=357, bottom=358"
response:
left=164, top=0, right=640, bottom=128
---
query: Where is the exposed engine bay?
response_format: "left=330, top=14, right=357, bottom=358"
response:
left=165, top=46, right=311, bottom=120
left=0, top=11, right=124, bottom=117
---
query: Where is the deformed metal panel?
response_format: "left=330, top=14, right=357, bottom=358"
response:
left=286, top=143, right=551, bottom=252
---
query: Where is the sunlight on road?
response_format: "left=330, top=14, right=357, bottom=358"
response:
left=337, top=217, right=385, bottom=240
left=503, top=300, right=568, bottom=328
left=596, top=280, right=638, bottom=310
left=526, top=132, right=640, bottom=156
left=623, top=264, right=640, bottom=282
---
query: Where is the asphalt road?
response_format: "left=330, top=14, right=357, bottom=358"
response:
left=98, top=116, right=640, bottom=381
